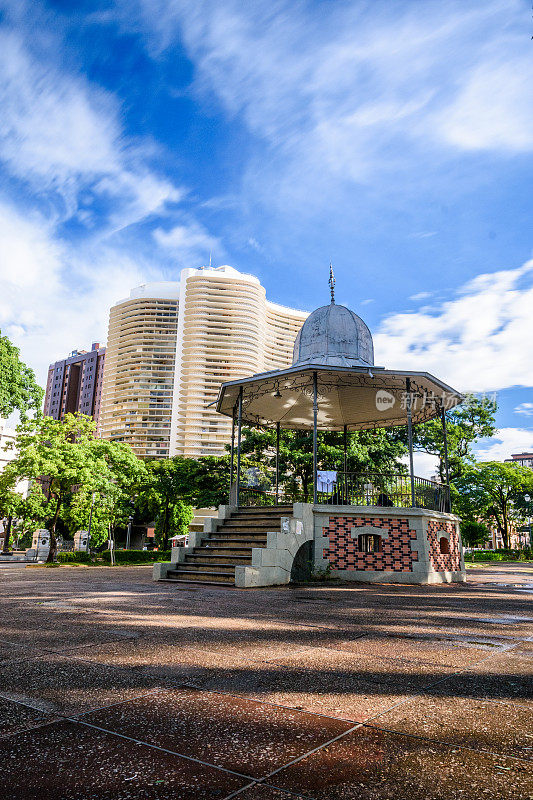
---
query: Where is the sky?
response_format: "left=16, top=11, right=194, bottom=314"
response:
left=0, top=0, right=532, bottom=463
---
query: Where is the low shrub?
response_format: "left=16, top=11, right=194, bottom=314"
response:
left=101, top=549, right=171, bottom=564
left=57, top=551, right=93, bottom=564
left=464, top=548, right=532, bottom=562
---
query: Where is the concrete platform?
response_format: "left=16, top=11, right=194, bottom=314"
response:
left=0, top=563, right=531, bottom=798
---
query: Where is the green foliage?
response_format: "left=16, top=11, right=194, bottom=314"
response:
left=460, top=520, right=490, bottom=548
left=309, top=564, right=333, bottom=582
left=138, top=458, right=196, bottom=549
left=3, top=414, right=101, bottom=560
left=0, top=330, right=43, bottom=420
left=412, top=394, right=497, bottom=483
left=101, top=549, right=171, bottom=564
left=238, top=427, right=407, bottom=501
left=57, top=551, right=93, bottom=564
left=68, top=439, right=147, bottom=548
left=463, top=548, right=532, bottom=562
left=455, top=461, right=533, bottom=549
left=191, top=455, right=238, bottom=507
left=3, top=414, right=147, bottom=559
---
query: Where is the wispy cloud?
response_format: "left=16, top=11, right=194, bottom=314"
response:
left=375, top=259, right=533, bottom=392
left=121, top=0, right=532, bottom=214
left=474, top=428, right=533, bottom=462
left=0, top=3, right=220, bottom=380
left=514, top=403, right=533, bottom=417
left=153, top=220, right=221, bottom=263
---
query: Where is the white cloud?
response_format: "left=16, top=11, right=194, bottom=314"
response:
left=0, top=26, right=183, bottom=229
left=474, top=428, right=533, bottom=463
left=121, top=0, right=533, bottom=208
left=153, top=221, right=221, bottom=262
left=410, top=291, right=432, bottom=301
left=374, top=259, right=533, bottom=393
left=438, top=57, right=533, bottom=152
left=0, top=8, right=221, bottom=384
left=401, top=451, right=439, bottom=480
left=515, top=403, right=533, bottom=417
left=0, top=199, right=148, bottom=383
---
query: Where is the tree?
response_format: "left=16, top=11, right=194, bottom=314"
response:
left=0, top=473, right=23, bottom=553
left=411, top=394, right=497, bottom=483
left=0, top=331, right=43, bottom=419
left=138, top=458, right=194, bottom=550
left=455, top=462, right=533, bottom=549
left=460, top=520, right=489, bottom=548
left=3, top=414, right=107, bottom=561
left=68, top=439, right=148, bottom=549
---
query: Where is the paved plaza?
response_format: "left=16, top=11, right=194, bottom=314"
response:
left=0, top=564, right=531, bottom=799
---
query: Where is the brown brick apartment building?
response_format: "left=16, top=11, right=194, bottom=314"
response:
left=43, top=343, right=106, bottom=423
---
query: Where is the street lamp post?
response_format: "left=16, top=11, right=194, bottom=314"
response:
left=525, top=495, right=532, bottom=549
left=126, top=515, right=133, bottom=550
left=86, top=493, right=96, bottom=553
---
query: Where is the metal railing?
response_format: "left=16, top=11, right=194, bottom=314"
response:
left=318, top=471, right=450, bottom=513
left=233, top=471, right=450, bottom=512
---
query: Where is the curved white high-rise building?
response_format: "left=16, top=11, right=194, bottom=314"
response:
left=99, top=267, right=308, bottom=459
left=98, top=282, right=180, bottom=458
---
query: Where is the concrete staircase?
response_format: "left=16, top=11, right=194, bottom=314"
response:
left=165, top=505, right=293, bottom=586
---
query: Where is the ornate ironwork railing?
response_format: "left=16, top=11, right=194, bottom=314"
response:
left=233, top=471, right=450, bottom=513
left=318, top=471, right=450, bottom=513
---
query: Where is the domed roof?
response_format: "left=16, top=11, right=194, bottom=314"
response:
left=292, top=302, right=374, bottom=368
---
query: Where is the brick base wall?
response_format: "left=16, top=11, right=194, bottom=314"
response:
left=323, top=516, right=418, bottom=572
left=427, top=519, right=461, bottom=572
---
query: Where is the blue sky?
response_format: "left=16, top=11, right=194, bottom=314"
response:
left=0, top=0, right=532, bottom=462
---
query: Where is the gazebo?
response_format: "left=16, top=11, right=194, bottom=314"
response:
left=217, top=269, right=462, bottom=514
left=155, top=270, right=466, bottom=588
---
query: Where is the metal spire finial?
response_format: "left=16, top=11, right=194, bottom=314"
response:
left=328, top=262, right=335, bottom=304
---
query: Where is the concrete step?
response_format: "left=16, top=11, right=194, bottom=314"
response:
left=172, top=561, right=235, bottom=573
left=166, top=568, right=235, bottom=584
left=206, top=537, right=267, bottom=546
left=193, top=546, right=252, bottom=557
left=184, top=556, right=251, bottom=566
left=224, top=519, right=283, bottom=529
left=217, top=525, right=278, bottom=534
left=235, top=506, right=292, bottom=513
left=160, top=578, right=234, bottom=587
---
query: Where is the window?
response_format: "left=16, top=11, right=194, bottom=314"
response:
left=439, top=537, right=450, bottom=554
left=358, top=533, right=382, bottom=553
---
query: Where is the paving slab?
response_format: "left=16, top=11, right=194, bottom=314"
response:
left=86, top=687, right=353, bottom=777
left=249, top=645, right=461, bottom=690
left=233, top=785, right=307, bottom=798
left=0, top=652, right=162, bottom=715
left=1, top=719, right=247, bottom=799
left=272, top=724, right=533, bottom=799
left=428, top=665, right=532, bottom=707
left=201, top=667, right=410, bottom=722
left=309, top=633, right=510, bottom=667
left=370, top=692, right=533, bottom=759
left=0, top=640, right=36, bottom=662
left=1, top=564, right=531, bottom=798
left=0, top=696, right=58, bottom=738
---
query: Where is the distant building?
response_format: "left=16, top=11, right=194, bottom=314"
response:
left=98, top=283, right=180, bottom=459
left=98, top=266, right=308, bottom=459
left=0, top=419, right=29, bottom=497
left=43, top=343, right=106, bottom=423
left=505, top=453, right=533, bottom=469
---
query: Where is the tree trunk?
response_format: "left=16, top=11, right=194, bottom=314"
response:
left=501, top=491, right=510, bottom=549
left=162, top=499, right=170, bottom=551
left=2, top=516, right=12, bottom=554
left=46, top=495, right=62, bottom=563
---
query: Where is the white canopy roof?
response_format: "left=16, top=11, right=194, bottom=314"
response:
left=216, top=364, right=463, bottom=431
